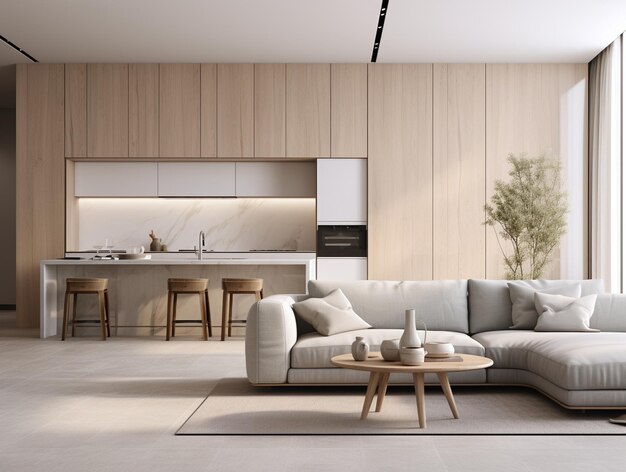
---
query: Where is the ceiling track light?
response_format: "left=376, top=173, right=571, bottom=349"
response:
left=371, top=0, right=389, bottom=63
left=0, top=34, right=38, bottom=62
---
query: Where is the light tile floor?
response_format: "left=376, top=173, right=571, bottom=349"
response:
left=0, top=312, right=625, bottom=471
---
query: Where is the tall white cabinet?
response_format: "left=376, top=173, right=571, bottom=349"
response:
left=316, top=159, right=367, bottom=280
left=316, top=159, right=367, bottom=224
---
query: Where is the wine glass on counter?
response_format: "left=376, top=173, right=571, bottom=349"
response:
left=93, top=244, right=103, bottom=258
left=104, top=239, right=114, bottom=257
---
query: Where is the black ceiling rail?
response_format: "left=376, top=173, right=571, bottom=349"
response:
left=371, top=0, right=389, bottom=62
left=0, top=34, right=38, bottom=62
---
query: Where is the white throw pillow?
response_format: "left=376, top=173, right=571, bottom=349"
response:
left=508, top=282, right=582, bottom=329
left=534, top=292, right=599, bottom=332
left=292, top=288, right=371, bottom=336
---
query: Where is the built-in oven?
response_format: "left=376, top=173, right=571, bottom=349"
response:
left=317, top=225, right=367, bottom=257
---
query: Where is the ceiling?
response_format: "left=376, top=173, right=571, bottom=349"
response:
left=1, top=0, right=625, bottom=106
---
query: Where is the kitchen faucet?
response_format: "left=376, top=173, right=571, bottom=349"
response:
left=197, top=231, right=206, bottom=260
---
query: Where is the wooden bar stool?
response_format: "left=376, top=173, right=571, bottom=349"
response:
left=166, top=278, right=212, bottom=341
left=221, top=278, right=263, bottom=341
left=62, top=278, right=110, bottom=341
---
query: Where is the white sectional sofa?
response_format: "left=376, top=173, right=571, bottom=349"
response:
left=245, top=279, right=626, bottom=409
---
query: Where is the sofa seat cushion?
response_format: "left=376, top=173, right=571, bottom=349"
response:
left=291, top=329, right=485, bottom=369
left=473, top=330, right=626, bottom=390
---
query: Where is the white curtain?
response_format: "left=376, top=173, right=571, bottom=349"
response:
left=589, top=37, right=622, bottom=293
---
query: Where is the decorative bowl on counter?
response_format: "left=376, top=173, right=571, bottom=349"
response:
left=117, top=254, right=152, bottom=260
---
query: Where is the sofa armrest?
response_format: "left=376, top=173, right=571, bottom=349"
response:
left=245, top=295, right=303, bottom=384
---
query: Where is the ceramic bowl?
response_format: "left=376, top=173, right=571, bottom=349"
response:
left=380, top=339, right=401, bottom=362
left=400, top=346, right=425, bottom=365
left=424, top=342, right=455, bottom=358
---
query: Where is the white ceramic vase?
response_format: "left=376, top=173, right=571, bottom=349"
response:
left=400, top=309, right=426, bottom=349
left=351, top=336, right=369, bottom=361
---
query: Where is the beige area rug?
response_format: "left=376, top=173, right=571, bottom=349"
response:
left=177, top=378, right=626, bottom=435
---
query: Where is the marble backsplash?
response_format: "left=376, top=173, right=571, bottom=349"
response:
left=75, top=198, right=316, bottom=252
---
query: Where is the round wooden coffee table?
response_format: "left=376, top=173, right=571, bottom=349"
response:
left=331, top=353, right=493, bottom=429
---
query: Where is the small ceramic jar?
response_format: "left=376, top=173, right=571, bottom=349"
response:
left=351, top=337, right=369, bottom=361
left=400, top=346, right=425, bottom=366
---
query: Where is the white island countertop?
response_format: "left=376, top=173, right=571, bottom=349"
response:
left=46, top=251, right=316, bottom=265
left=40, top=252, right=316, bottom=338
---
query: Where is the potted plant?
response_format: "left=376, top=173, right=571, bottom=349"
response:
left=484, top=154, right=568, bottom=280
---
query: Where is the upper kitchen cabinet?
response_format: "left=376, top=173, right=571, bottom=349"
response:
left=158, top=162, right=236, bottom=196
left=217, top=64, right=254, bottom=158
left=129, top=64, right=159, bottom=158
left=255, top=64, right=286, bottom=158
left=159, top=64, right=201, bottom=158
left=65, top=64, right=87, bottom=158
left=331, top=64, right=367, bottom=158
left=74, top=162, right=158, bottom=196
left=235, top=162, right=316, bottom=197
left=286, top=64, right=330, bottom=158
left=87, top=64, right=129, bottom=158
left=200, top=64, right=217, bottom=158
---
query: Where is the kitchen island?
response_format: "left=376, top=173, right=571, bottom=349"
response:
left=40, top=252, right=315, bottom=338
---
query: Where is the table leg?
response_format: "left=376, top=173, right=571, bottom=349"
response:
left=360, top=372, right=381, bottom=420
left=375, top=372, right=390, bottom=412
left=412, top=372, right=426, bottom=429
left=437, top=372, right=459, bottom=419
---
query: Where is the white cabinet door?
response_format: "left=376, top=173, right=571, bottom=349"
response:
left=74, top=162, right=158, bottom=196
left=317, top=159, right=366, bottom=223
left=158, top=162, right=236, bottom=197
left=235, top=162, right=316, bottom=197
left=317, top=258, right=368, bottom=281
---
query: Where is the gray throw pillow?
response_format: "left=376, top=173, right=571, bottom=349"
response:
left=508, top=282, right=582, bottom=329
left=292, top=288, right=371, bottom=336
left=534, top=292, right=599, bottom=332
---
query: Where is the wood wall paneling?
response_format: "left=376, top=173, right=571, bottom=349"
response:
left=159, top=64, right=200, bottom=158
left=254, top=64, right=286, bottom=158
left=286, top=64, right=330, bottom=158
left=87, top=64, right=128, bottom=157
left=331, top=64, right=367, bottom=158
left=217, top=64, right=254, bottom=158
left=200, top=64, right=217, bottom=158
left=367, top=64, right=433, bottom=280
left=15, top=65, right=30, bottom=326
left=64, top=64, right=87, bottom=157
left=16, top=64, right=65, bottom=329
left=485, top=64, right=588, bottom=279
left=433, top=64, right=486, bottom=279
left=129, top=64, right=159, bottom=158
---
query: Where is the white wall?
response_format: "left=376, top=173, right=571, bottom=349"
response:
left=75, top=198, right=316, bottom=252
left=0, top=109, right=16, bottom=305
